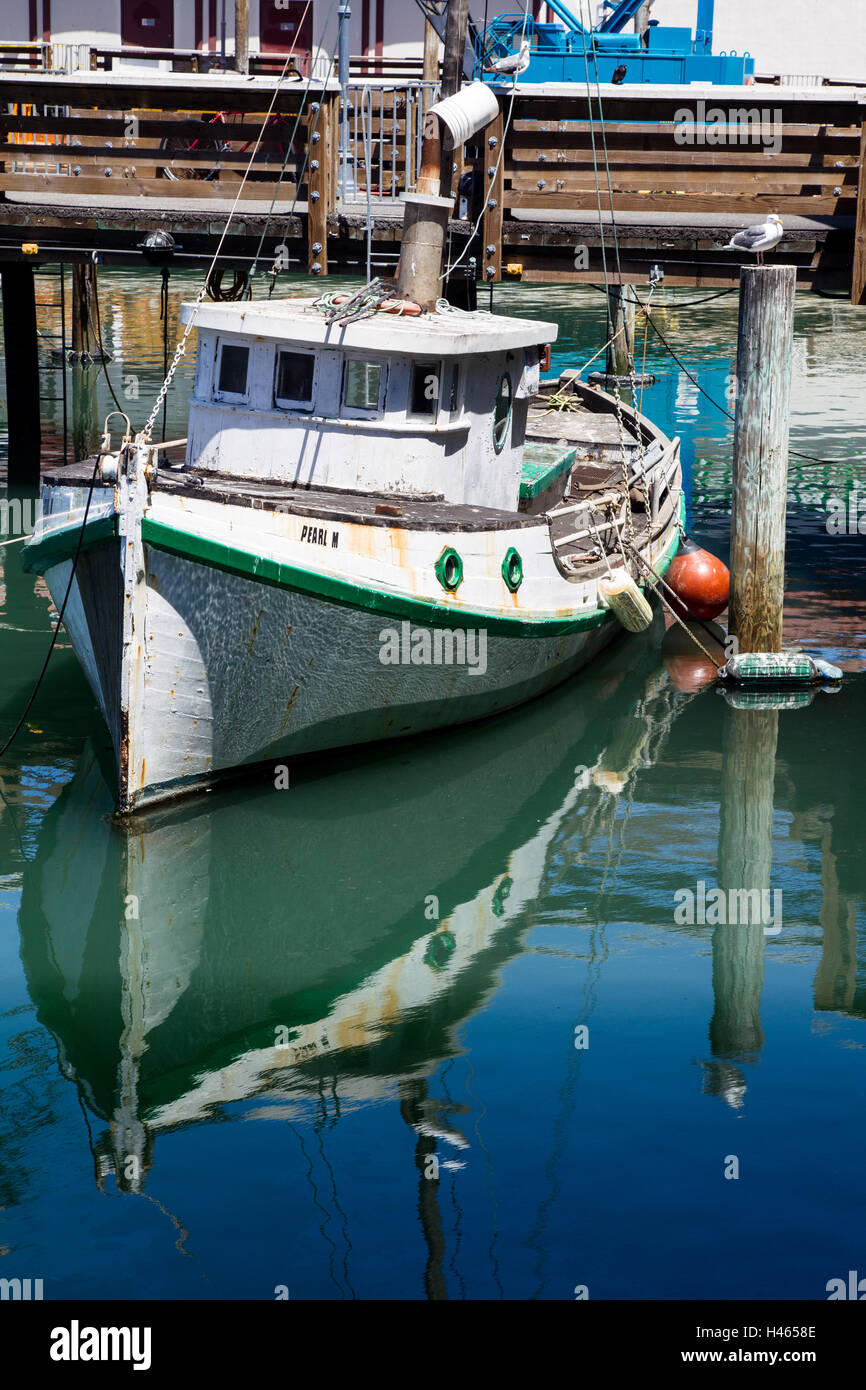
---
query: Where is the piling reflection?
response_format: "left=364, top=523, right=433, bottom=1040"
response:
left=701, top=707, right=777, bottom=1106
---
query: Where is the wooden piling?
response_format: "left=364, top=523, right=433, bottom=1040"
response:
left=437, top=0, right=470, bottom=203
left=606, top=284, right=634, bottom=378
left=729, top=264, right=796, bottom=653
left=422, top=18, right=439, bottom=108
left=234, top=0, right=249, bottom=75
left=307, top=99, right=330, bottom=277
left=482, top=106, right=504, bottom=285
left=71, top=362, right=99, bottom=462
left=1, top=263, right=41, bottom=486
left=71, top=263, right=98, bottom=355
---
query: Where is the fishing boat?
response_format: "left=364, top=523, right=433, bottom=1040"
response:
left=21, top=86, right=683, bottom=814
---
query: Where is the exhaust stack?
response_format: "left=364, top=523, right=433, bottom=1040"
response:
left=395, top=83, right=499, bottom=311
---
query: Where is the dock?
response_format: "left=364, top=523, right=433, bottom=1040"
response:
left=1, top=63, right=865, bottom=482
left=0, top=70, right=864, bottom=297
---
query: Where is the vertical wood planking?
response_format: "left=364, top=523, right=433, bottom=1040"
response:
left=729, top=264, right=796, bottom=653
left=482, top=105, right=504, bottom=284
left=307, top=98, right=328, bottom=276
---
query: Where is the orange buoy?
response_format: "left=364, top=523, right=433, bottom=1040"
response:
left=662, top=619, right=727, bottom=692
left=665, top=537, right=730, bottom=621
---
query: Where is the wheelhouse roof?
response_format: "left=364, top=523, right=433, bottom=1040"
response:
left=181, top=297, right=558, bottom=357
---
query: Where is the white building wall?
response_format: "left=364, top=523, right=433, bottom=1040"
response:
left=0, top=1, right=862, bottom=83
left=48, top=0, right=119, bottom=49
left=615, top=0, right=865, bottom=82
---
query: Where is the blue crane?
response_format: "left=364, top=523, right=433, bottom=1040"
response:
left=474, top=0, right=753, bottom=86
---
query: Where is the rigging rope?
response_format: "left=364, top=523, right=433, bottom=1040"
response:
left=624, top=539, right=725, bottom=670
left=265, top=5, right=343, bottom=296
left=576, top=4, right=638, bottom=555
left=247, top=0, right=320, bottom=280
left=139, top=27, right=330, bottom=442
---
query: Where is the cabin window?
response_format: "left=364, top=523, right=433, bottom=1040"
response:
left=448, top=363, right=461, bottom=417
left=409, top=361, right=441, bottom=417
left=216, top=343, right=250, bottom=400
left=274, top=348, right=315, bottom=410
left=342, top=358, right=384, bottom=415
left=492, top=372, right=512, bottom=453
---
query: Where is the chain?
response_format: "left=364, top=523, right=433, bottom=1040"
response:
left=137, top=285, right=208, bottom=445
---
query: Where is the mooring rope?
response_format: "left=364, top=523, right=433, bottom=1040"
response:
left=624, top=539, right=724, bottom=670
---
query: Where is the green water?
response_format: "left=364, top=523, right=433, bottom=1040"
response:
left=0, top=274, right=864, bottom=1299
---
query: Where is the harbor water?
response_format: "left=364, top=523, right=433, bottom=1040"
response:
left=0, top=273, right=864, bottom=1299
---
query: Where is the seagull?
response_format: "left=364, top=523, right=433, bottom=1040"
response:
left=484, top=38, right=530, bottom=77
left=725, top=214, right=783, bottom=266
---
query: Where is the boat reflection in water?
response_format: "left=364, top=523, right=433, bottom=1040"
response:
left=18, top=617, right=677, bottom=1164
left=15, top=612, right=864, bottom=1296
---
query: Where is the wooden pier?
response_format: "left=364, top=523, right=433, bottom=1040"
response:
left=0, top=70, right=864, bottom=297
left=0, top=67, right=864, bottom=480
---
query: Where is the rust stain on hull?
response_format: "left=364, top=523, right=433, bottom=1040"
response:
left=277, top=683, right=301, bottom=737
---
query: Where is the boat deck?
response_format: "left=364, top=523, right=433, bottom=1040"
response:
left=43, top=460, right=548, bottom=532
left=43, top=378, right=658, bottom=534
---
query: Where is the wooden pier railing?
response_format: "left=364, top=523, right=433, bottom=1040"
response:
left=0, top=73, right=343, bottom=275
left=476, top=88, right=866, bottom=297
left=0, top=72, right=864, bottom=299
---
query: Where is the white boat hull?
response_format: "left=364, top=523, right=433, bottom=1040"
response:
left=28, top=424, right=682, bottom=812
left=43, top=546, right=622, bottom=808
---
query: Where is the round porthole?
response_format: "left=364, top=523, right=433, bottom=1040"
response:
left=502, top=546, right=523, bottom=592
left=435, top=546, right=463, bottom=591
left=492, top=372, right=512, bottom=454
left=424, top=930, right=457, bottom=970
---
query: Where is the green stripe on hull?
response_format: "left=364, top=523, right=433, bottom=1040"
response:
left=142, top=509, right=682, bottom=636
left=143, top=518, right=612, bottom=636
left=21, top=515, right=117, bottom=575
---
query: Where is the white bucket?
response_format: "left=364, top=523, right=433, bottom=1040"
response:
left=429, top=82, right=500, bottom=146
